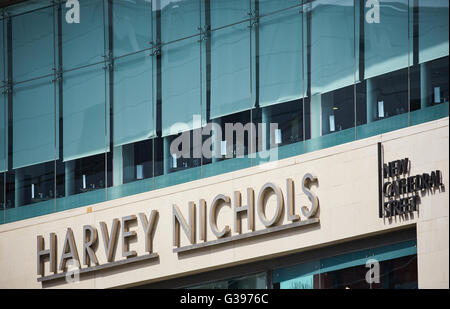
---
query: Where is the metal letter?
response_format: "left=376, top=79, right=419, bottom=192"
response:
left=59, top=228, right=80, bottom=272
left=257, top=183, right=284, bottom=227
left=83, top=225, right=99, bottom=267
left=173, top=203, right=196, bottom=247
left=122, top=215, right=137, bottom=258
left=301, top=174, right=319, bottom=219
left=37, top=233, right=57, bottom=276
left=209, top=195, right=231, bottom=238
left=199, top=200, right=207, bottom=242
left=99, top=219, right=120, bottom=262
left=138, top=211, right=158, bottom=254
left=234, top=188, right=255, bottom=234
left=286, top=179, right=300, bottom=222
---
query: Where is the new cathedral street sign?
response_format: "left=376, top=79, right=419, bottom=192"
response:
left=378, top=143, right=444, bottom=218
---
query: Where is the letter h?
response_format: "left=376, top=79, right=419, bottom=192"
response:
left=37, top=233, right=57, bottom=276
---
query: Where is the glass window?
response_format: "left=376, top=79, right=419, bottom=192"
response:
left=1, top=19, right=7, bottom=175
left=59, top=0, right=108, bottom=206
left=1, top=18, right=5, bottom=222
left=252, top=1, right=305, bottom=163
left=62, top=0, right=105, bottom=70
left=0, top=0, right=448, bottom=224
left=356, top=0, right=410, bottom=139
left=62, top=65, right=108, bottom=162
left=187, top=272, right=267, bottom=289
left=6, top=6, right=58, bottom=213
left=259, top=0, right=305, bottom=107
left=418, top=0, right=449, bottom=65
left=161, top=0, right=203, bottom=137
left=305, top=0, right=355, bottom=151
left=161, top=37, right=203, bottom=137
left=12, top=79, right=56, bottom=170
left=274, top=240, right=418, bottom=289
left=113, top=0, right=155, bottom=148
left=209, top=0, right=252, bottom=120
left=113, top=0, right=153, bottom=57
left=11, top=6, right=54, bottom=82
left=11, top=7, right=56, bottom=170
left=310, top=0, right=354, bottom=96
left=110, top=0, right=156, bottom=193
left=409, top=0, right=449, bottom=125
left=113, top=53, right=155, bottom=148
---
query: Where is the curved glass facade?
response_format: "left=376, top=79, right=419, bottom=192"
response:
left=0, top=0, right=448, bottom=224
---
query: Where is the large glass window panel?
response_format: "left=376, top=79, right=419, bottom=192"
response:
left=306, top=0, right=355, bottom=151
left=113, top=0, right=153, bottom=57
left=62, top=64, right=108, bottom=162
left=61, top=0, right=105, bottom=70
left=161, top=0, right=202, bottom=43
left=11, top=7, right=54, bottom=82
left=210, top=0, right=251, bottom=29
left=318, top=241, right=417, bottom=289
left=10, top=5, right=56, bottom=170
left=418, top=0, right=449, bottom=64
left=210, top=0, right=252, bottom=119
left=356, top=0, right=409, bottom=139
left=187, top=272, right=267, bottom=289
left=274, top=240, right=417, bottom=289
left=109, top=0, right=156, bottom=199
left=274, top=261, right=320, bottom=289
left=258, top=1, right=305, bottom=107
left=310, top=0, right=354, bottom=95
left=1, top=17, right=5, bottom=221
left=161, top=37, right=203, bottom=137
left=113, top=52, right=155, bottom=147
left=364, top=0, right=409, bottom=79
left=12, top=79, right=56, bottom=169
left=161, top=0, right=203, bottom=137
left=408, top=0, right=449, bottom=125
left=1, top=20, right=6, bottom=174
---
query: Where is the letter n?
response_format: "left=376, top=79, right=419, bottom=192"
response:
left=173, top=204, right=196, bottom=247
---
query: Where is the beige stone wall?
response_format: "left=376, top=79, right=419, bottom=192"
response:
left=0, top=118, right=448, bottom=289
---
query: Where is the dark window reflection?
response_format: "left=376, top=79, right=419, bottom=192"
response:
left=319, top=255, right=417, bottom=289
left=121, top=139, right=154, bottom=184
left=64, top=154, right=106, bottom=195
left=8, top=161, right=54, bottom=207
left=321, top=86, right=354, bottom=135
left=253, top=100, right=304, bottom=149
left=187, top=272, right=267, bottom=289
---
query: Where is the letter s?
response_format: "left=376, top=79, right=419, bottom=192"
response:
left=301, top=173, right=319, bottom=219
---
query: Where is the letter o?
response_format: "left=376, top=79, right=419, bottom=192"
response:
left=257, top=183, right=284, bottom=227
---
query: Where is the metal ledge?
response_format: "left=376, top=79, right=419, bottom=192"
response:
left=38, top=253, right=159, bottom=283
left=174, top=218, right=320, bottom=253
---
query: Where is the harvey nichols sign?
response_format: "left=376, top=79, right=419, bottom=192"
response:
left=36, top=174, right=320, bottom=283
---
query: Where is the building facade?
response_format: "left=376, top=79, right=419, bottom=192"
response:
left=0, top=0, right=448, bottom=289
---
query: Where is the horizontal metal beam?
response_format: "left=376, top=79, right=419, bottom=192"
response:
left=0, top=0, right=28, bottom=9
left=38, top=253, right=159, bottom=283
left=174, top=219, right=320, bottom=254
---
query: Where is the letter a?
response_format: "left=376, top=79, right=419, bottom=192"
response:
left=366, top=0, right=380, bottom=24
left=66, top=0, right=80, bottom=24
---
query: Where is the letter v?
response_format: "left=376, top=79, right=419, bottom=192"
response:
left=99, top=219, right=120, bottom=262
